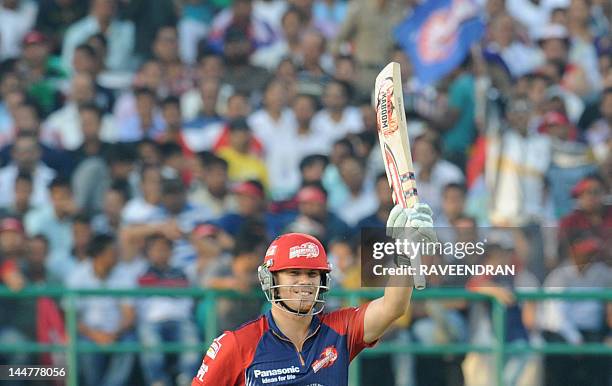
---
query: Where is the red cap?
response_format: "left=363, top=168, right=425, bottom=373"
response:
left=571, top=178, right=600, bottom=198
left=541, top=111, right=570, bottom=127
left=23, top=30, right=46, bottom=45
left=296, top=186, right=326, bottom=204
left=233, top=181, right=264, bottom=199
left=192, top=224, right=219, bottom=238
left=263, top=233, right=330, bottom=272
left=0, top=218, right=24, bottom=234
left=571, top=237, right=601, bottom=256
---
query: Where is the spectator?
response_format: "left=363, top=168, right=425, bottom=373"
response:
left=24, top=176, right=76, bottom=266
left=181, top=77, right=228, bottom=152
left=544, top=111, right=598, bottom=218
left=539, top=233, right=611, bottom=386
left=247, top=79, right=293, bottom=149
left=46, top=212, right=91, bottom=284
left=137, top=233, right=199, bottom=386
left=69, top=103, right=115, bottom=214
left=296, top=29, right=332, bottom=98
left=72, top=43, right=116, bottom=113
left=0, top=217, right=27, bottom=291
left=312, top=0, right=347, bottom=39
left=484, top=13, right=542, bottom=78
left=121, top=164, right=162, bottom=225
left=219, top=24, right=271, bottom=97
left=465, top=235, right=540, bottom=386
left=206, top=231, right=266, bottom=331
left=150, top=25, right=192, bottom=96
left=262, top=94, right=331, bottom=198
left=65, top=234, right=136, bottom=386
left=92, top=181, right=129, bottom=235
left=585, top=87, right=612, bottom=163
left=156, top=96, right=189, bottom=151
left=489, top=98, right=551, bottom=225
left=0, top=0, right=38, bottom=61
left=0, top=132, right=56, bottom=208
left=534, top=24, right=589, bottom=112
left=356, top=172, right=394, bottom=230
left=0, top=74, right=24, bottom=144
left=0, top=171, right=33, bottom=220
left=189, top=153, right=237, bottom=217
left=215, top=179, right=267, bottom=236
left=559, top=175, right=612, bottom=262
left=438, top=182, right=467, bottom=228
left=185, top=223, right=231, bottom=286
left=74, top=103, right=114, bottom=164
left=35, top=0, right=89, bottom=54
left=18, top=30, right=66, bottom=116
left=0, top=99, right=74, bottom=174
left=566, top=0, right=603, bottom=92
left=311, top=79, right=364, bottom=143
left=286, top=184, right=351, bottom=245
left=207, top=0, right=276, bottom=55
left=62, top=0, right=135, bottom=73
left=298, top=153, right=329, bottom=187
left=331, top=0, right=406, bottom=95
left=330, top=155, right=377, bottom=227
left=412, top=252, right=469, bottom=386
left=115, top=87, right=164, bottom=142
left=251, top=6, right=304, bottom=71
left=0, top=217, right=36, bottom=373
left=121, top=177, right=211, bottom=270
left=120, top=0, right=178, bottom=61
left=248, top=80, right=301, bottom=197
left=412, top=134, right=464, bottom=219
left=216, top=118, right=269, bottom=188
left=42, top=72, right=116, bottom=150
left=113, top=59, right=164, bottom=126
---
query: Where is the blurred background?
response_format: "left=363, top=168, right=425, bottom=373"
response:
left=0, top=0, right=610, bottom=385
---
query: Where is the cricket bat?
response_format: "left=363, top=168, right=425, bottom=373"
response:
left=374, top=62, right=426, bottom=290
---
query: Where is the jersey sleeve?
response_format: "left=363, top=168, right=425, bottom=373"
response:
left=323, top=302, right=377, bottom=361
left=192, top=331, right=243, bottom=386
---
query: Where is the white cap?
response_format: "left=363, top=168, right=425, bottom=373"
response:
left=533, top=24, right=569, bottom=42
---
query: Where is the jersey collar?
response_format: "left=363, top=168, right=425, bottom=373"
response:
left=265, top=309, right=322, bottom=341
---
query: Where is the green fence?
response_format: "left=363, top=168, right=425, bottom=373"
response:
left=0, top=287, right=610, bottom=386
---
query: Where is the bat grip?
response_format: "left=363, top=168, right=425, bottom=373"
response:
left=399, top=197, right=427, bottom=291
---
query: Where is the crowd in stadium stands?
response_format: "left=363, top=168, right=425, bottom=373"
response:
left=0, top=0, right=610, bottom=385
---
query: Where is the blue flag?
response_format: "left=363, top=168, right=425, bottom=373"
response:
left=394, top=0, right=485, bottom=85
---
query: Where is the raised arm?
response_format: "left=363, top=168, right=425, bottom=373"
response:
left=363, top=204, right=436, bottom=343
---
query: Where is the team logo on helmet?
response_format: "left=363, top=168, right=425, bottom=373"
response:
left=312, top=346, right=338, bottom=373
left=265, top=245, right=277, bottom=257
left=289, top=242, right=320, bottom=259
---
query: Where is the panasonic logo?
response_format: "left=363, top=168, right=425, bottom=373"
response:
left=254, top=366, right=301, bottom=378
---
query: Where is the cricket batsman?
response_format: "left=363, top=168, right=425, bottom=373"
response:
left=191, top=203, right=435, bottom=385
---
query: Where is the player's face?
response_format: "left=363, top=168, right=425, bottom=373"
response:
left=275, top=269, right=321, bottom=312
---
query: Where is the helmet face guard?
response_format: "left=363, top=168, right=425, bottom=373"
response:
left=258, top=264, right=331, bottom=316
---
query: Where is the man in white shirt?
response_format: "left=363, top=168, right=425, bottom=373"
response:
left=42, top=72, right=115, bottom=149
left=412, top=134, right=464, bottom=219
left=0, top=0, right=37, bottom=60
left=65, top=234, right=136, bottom=386
left=0, top=133, right=55, bottom=208
left=62, top=0, right=135, bottom=73
left=311, top=79, right=364, bottom=142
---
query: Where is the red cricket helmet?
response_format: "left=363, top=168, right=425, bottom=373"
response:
left=258, top=233, right=331, bottom=316
left=263, top=233, right=331, bottom=272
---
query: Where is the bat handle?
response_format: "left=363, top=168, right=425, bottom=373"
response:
left=403, top=198, right=426, bottom=291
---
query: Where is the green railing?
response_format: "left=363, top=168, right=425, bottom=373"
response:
left=0, top=287, right=610, bottom=386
